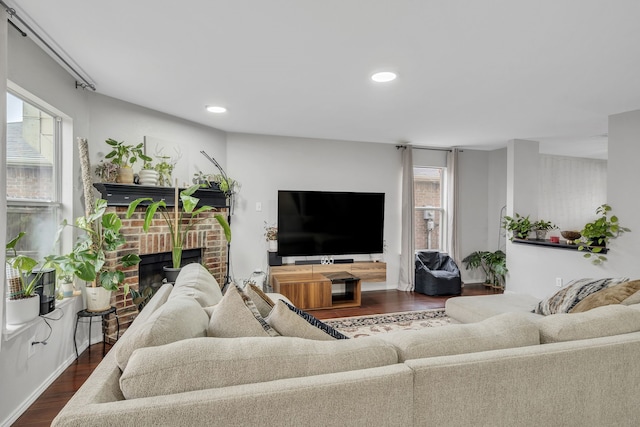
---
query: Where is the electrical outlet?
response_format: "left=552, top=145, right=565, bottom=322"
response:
left=555, top=277, right=563, bottom=288
left=27, top=335, right=36, bottom=358
left=256, top=202, right=262, bottom=212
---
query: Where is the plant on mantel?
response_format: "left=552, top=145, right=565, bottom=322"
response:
left=578, top=204, right=630, bottom=265
left=126, top=184, right=231, bottom=270
left=104, top=138, right=152, bottom=184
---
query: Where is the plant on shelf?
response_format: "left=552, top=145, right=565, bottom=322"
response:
left=59, top=199, right=141, bottom=310
left=209, top=173, right=240, bottom=197
left=264, top=222, right=278, bottom=252
left=193, top=171, right=213, bottom=187
left=138, top=161, right=160, bottom=186
left=578, top=204, right=630, bottom=265
left=462, top=250, right=508, bottom=289
left=94, top=160, right=119, bottom=183
left=155, top=155, right=177, bottom=187
left=502, top=213, right=532, bottom=240
left=104, top=138, right=152, bottom=184
left=126, top=184, right=231, bottom=276
left=532, top=219, right=558, bottom=241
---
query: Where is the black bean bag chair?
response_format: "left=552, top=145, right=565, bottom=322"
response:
left=414, top=251, right=462, bottom=296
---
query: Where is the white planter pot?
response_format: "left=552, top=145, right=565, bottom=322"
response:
left=6, top=295, right=40, bottom=325
left=268, top=240, right=278, bottom=252
left=139, top=169, right=159, bottom=186
left=85, top=286, right=113, bottom=312
left=61, top=281, right=75, bottom=298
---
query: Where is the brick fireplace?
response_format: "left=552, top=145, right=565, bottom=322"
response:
left=94, top=184, right=228, bottom=341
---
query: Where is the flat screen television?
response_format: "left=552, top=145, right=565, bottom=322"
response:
left=277, top=190, right=385, bottom=257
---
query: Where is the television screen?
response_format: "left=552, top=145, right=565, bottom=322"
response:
left=277, top=190, right=385, bottom=257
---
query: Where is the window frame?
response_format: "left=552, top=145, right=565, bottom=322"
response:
left=413, top=166, right=447, bottom=252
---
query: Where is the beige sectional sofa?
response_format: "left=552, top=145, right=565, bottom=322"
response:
left=53, top=267, right=640, bottom=426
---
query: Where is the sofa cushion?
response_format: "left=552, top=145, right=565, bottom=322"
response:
left=115, top=296, right=209, bottom=370
left=377, top=312, right=540, bottom=362
left=169, top=263, right=223, bottom=307
left=622, top=290, right=640, bottom=306
left=245, top=283, right=275, bottom=318
left=570, top=280, right=640, bottom=313
left=119, top=335, right=398, bottom=399
left=207, top=284, right=279, bottom=337
left=445, top=293, right=542, bottom=323
left=266, top=300, right=348, bottom=340
left=533, top=277, right=629, bottom=315
left=538, top=304, right=640, bottom=343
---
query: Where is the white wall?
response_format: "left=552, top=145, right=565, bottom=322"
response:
left=226, top=133, right=401, bottom=290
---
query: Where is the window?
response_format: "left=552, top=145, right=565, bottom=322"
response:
left=414, top=167, right=445, bottom=251
left=6, top=91, right=61, bottom=258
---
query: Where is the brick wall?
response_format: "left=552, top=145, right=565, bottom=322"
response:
left=414, top=178, right=442, bottom=250
left=103, top=205, right=228, bottom=341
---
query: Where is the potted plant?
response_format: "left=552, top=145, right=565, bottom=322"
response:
left=264, top=222, right=278, bottom=252
left=126, top=184, right=231, bottom=281
left=138, top=161, right=159, bottom=186
left=155, top=155, right=177, bottom=187
left=5, top=232, right=71, bottom=323
left=502, top=213, right=532, bottom=240
left=532, top=219, right=558, bottom=241
left=94, top=160, right=119, bottom=183
left=209, top=173, right=240, bottom=197
left=60, top=198, right=142, bottom=311
left=104, top=138, right=152, bottom=184
left=578, top=204, right=630, bottom=265
left=462, top=250, right=508, bottom=289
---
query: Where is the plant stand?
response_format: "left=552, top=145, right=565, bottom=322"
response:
left=73, top=306, right=119, bottom=358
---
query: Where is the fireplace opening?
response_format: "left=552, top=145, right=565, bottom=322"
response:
left=138, top=249, right=202, bottom=295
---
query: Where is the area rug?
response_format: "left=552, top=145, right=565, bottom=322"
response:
left=324, top=308, right=450, bottom=338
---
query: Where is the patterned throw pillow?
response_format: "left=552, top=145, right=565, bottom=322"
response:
left=570, top=280, right=640, bottom=313
left=245, top=283, right=275, bottom=318
left=534, top=277, right=629, bottom=315
left=207, top=284, right=279, bottom=337
left=266, top=300, right=349, bottom=340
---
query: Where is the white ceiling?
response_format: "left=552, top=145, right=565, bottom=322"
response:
left=9, top=1, right=640, bottom=159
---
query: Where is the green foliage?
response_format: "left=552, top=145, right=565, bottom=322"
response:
left=60, top=199, right=141, bottom=292
left=209, top=174, right=240, bottom=197
left=462, top=250, right=507, bottom=289
left=126, top=184, right=231, bottom=269
left=502, top=213, right=532, bottom=240
left=104, top=138, right=152, bottom=168
left=532, top=220, right=557, bottom=231
left=578, top=204, right=630, bottom=265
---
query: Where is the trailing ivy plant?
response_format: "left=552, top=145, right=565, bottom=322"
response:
left=578, top=204, right=630, bottom=265
left=502, top=213, right=532, bottom=240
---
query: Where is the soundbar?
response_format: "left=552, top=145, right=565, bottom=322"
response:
left=294, top=258, right=354, bottom=265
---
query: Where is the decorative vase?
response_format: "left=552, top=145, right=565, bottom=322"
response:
left=6, top=295, right=40, bottom=325
left=535, top=230, right=548, bottom=241
left=116, top=166, right=134, bottom=184
left=85, top=286, right=112, bottom=312
left=163, top=266, right=181, bottom=283
left=268, top=239, right=278, bottom=252
left=139, top=169, right=159, bottom=186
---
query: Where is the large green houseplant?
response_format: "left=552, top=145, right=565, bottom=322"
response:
left=60, top=199, right=141, bottom=310
left=462, top=250, right=508, bottom=289
left=578, top=204, right=630, bottom=265
left=126, top=184, right=231, bottom=276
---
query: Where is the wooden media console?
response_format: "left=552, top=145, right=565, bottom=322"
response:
left=269, top=262, right=386, bottom=310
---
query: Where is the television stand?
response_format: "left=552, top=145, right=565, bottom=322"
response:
left=269, top=262, right=386, bottom=310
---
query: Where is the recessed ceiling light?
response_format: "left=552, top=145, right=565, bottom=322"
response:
left=371, top=71, right=397, bottom=83
left=206, top=105, right=227, bottom=113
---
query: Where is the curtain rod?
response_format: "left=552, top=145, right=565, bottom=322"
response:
left=2, top=0, right=96, bottom=91
left=395, top=145, right=455, bottom=152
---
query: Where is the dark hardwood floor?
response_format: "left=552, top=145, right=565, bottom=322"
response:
left=12, top=285, right=500, bottom=426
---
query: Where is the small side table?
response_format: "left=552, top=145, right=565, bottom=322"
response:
left=74, top=306, right=120, bottom=358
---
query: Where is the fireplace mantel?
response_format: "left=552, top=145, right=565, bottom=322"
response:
left=93, top=183, right=228, bottom=208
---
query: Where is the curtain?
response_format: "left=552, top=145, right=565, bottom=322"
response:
left=0, top=16, right=7, bottom=351
left=398, top=146, right=415, bottom=291
left=446, top=149, right=460, bottom=265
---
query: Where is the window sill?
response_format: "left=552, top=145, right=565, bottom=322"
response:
left=3, top=296, right=79, bottom=341
left=511, top=238, right=608, bottom=254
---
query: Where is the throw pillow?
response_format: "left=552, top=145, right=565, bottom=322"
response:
left=245, top=283, right=275, bottom=318
left=169, top=263, right=223, bottom=307
left=207, top=284, right=279, bottom=337
left=570, top=280, right=640, bottom=313
left=120, top=336, right=397, bottom=399
left=266, top=300, right=349, bottom=340
left=538, top=304, right=640, bottom=343
left=621, top=289, right=640, bottom=306
left=115, top=296, right=209, bottom=370
left=533, top=277, right=629, bottom=315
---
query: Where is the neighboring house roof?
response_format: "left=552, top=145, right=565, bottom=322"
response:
left=6, top=122, right=50, bottom=166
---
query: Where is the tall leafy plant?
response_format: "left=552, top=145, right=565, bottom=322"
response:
left=126, top=184, right=231, bottom=269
